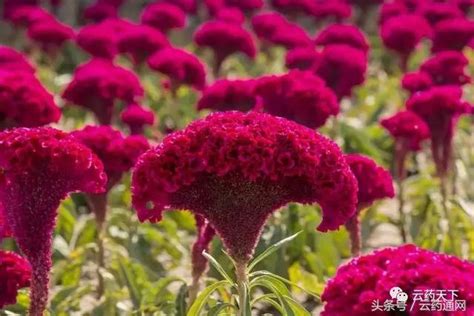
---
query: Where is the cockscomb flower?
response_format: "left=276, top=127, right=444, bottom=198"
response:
left=285, top=47, right=320, bottom=70
left=147, top=47, right=207, bottom=91
left=267, top=23, right=313, bottom=49
left=141, top=2, right=186, bottom=34
left=72, top=125, right=149, bottom=225
left=379, top=2, right=407, bottom=25
left=406, top=86, right=471, bottom=176
left=418, top=2, right=463, bottom=27
left=0, top=251, right=31, bottom=309
left=431, top=18, right=474, bottom=52
left=457, top=0, right=474, bottom=14
left=271, top=0, right=316, bottom=17
left=120, top=103, right=155, bottom=135
left=83, top=2, right=118, bottom=23
left=0, top=207, right=12, bottom=239
left=420, top=51, right=470, bottom=86
left=315, top=44, right=367, bottom=99
left=380, top=14, right=431, bottom=71
left=0, top=46, right=35, bottom=73
left=251, top=12, right=289, bottom=41
left=215, top=7, right=245, bottom=25
left=159, top=0, right=196, bottom=14
left=189, top=215, right=215, bottom=300
left=344, top=154, right=394, bottom=256
left=62, top=59, right=144, bottom=125
left=311, top=1, right=352, bottom=21
left=0, top=127, right=106, bottom=316
left=401, top=71, right=433, bottom=94
left=381, top=110, right=430, bottom=179
left=194, top=21, right=256, bottom=76
left=197, top=79, right=257, bottom=112
left=314, top=24, right=369, bottom=55
left=0, top=70, right=60, bottom=129
left=7, top=5, right=54, bottom=28
left=3, top=0, right=39, bottom=19
left=321, top=244, right=474, bottom=315
left=117, top=24, right=169, bottom=65
left=131, top=111, right=358, bottom=262
left=76, top=22, right=121, bottom=59
left=27, top=19, right=75, bottom=55
left=255, top=70, right=339, bottom=129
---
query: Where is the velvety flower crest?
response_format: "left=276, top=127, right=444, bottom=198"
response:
left=285, top=47, right=320, bottom=70
left=314, top=24, right=369, bottom=54
left=197, top=79, right=257, bottom=112
left=431, top=18, right=474, bottom=52
left=120, top=104, right=155, bottom=135
left=132, top=111, right=358, bottom=262
left=401, top=71, right=433, bottom=94
left=0, top=46, right=35, bottom=73
left=0, top=251, right=31, bottom=308
left=27, top=19, right=75, bottom=54
left=420, top=51, right=470, bottom=86
left=141, top=2, right=186, bottom=34
left=381, top=110, right=430, bottom=151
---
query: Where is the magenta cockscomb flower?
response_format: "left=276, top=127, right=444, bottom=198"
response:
left=267, top=23, right=313, bottom=49
left=285, top=47, right=320, bottom=70
left=255, top=70, right=339, bottom=129
left=314, top=24, right=369, bottom=54
left=141, top=2, right=186, bottom=34
left=72, top=126, right=149, bottom=225
left=271, top=0, right=316, bottom=17
left=0, top=71, right=60, bottom=129
left=0, top=251, right=31, bottom=309
left=251, top=12, right=289, bottom=40
left=147, top=47, right=207, bottom=91
left=132, top=111, right=358, bottom=263
left=432, top=18, right=474, bottom=52
left=117, top=24, right=169, bottom=65
left=197, top=79, right=257, bottom=112
left=215, top=7, right=245, bottom=25
left=322, top=244, right=474, bottom=316
left=315, top=44, right=367, bottom=99
left=62, top=59, right=144, bottom=125
left=401, top=71, right=433, bottom=94
left=158, top=0, right=196, bottom=14
left=381, top=110, right=430, bottom=179
left=0, top=206, right=12, bottom=239
left=380, top=14, right=431, bottom=71
left=120, top=103, right=155, bottom=135
left=194, top=21, right=256, bottom=76
left=418, top=2, right=463, bottom=27
left=27, top=19, right=75, bottom=55
left=379, top=2, right=407, bottom=25
left=76, top=22, right=121, bottom=59
left=0, top=127, right=106, bottom=316
left=83, top=2, right=118, bottom=23
left=420, top=51, right=470, bottom=86
left=311, top=1, right=352, bottom=21
left=0, top=46, right=35, bottom=73
left=344, top=154, right=394, bottom=256
left=3, top=0, right=39, bottom=19
left=7, top=5, right=54, bottom=28
left=407, top=86, right=470, bottom=176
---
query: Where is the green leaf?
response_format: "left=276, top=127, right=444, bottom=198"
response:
left=202, top=251, right=235, bottom=285
left=248, top=231, right=302, bottom=272
left=175, top=283, right=188, bottom=316
left=208, top=303, right=237, bottom=315
left=250, top=271, right=320, bottom=299
left=187, top=280, right=231, bottom=316
left=118, top=260, right=142, bottom=309
left=251, top=294, right=284, bottom=314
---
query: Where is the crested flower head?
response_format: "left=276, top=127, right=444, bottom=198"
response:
left=0, top=206, right=12, bottom=239
left=159, top=0, right=197, bottom=14
left=255, top=70, right=339, bottom=129
left=420, top=51, right=470, bottom=86
left=117, top=24, right=169, bottom=65
left=27, top=19, right=75, bottom=54
left=380, top=14, right=431, bottom=61
left=141, top=2, right=186, bottom=34
left=432, top=18, right=474, bottom=52
left=215, top=7, right=245, bottom=25
left=379, top=1, right=407, bottom=25
left=132, top=111, right=358, bottom=262
left=314, top=24, right=369, bottom=54
left=7, top=5, right=54, bottom=28
left=0, top=127, right=106, bottom=316
left=407, top=86, right=471, bottom=175
left=0, top=251, right=31, bottom=308
left=345, top=154, right=394, bottom=209
left=197, top=79, right=257, bottom=112
left=0, top=46, right=35, bottom=73
left=222, top=0, right=264, bottom=12
left=267, top=22, right=313, bottom=49
left=322, top=244, right=474, bottom=315
left=120, top=103, right=155, bottom=135
left=194, top=21, right=256, bottom=68
left=62, top=59, right=144, bottom=125
left=418, top=2, right=463, bottom=27
left=251, top=12, right=289, bottom=40
left=381, top=110, right=430, bottom=151
left=271, top=0, right=316, bottom=16
left=0, top=70, right=60, bottom=129
left=311, top=1, right=352, bottom=21
left=76, top=22, right=121, bottom=59
left=401, top=71, right=433, bottom=94
left=147, top=47, right=207, bottom=90
left=83, top=2, right=118, bottom=22
left=72, top=125, right=149, bottom=189
left=191, top=215, right=215, bottom=282
left=285, top=47, right=320, bottom=70
left=315, top=44, right=367, bottom=99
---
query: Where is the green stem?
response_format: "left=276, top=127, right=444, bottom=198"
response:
left=96, top=223, right=105, bottom=299
left=440, top=175, right=457, bottom=255
left=235, top=261, right=248, bottom=316
left=396, top=176, right=408, bottom=243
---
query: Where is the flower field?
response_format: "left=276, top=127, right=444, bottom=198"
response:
left=0, top=0, right=473, bottom=315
